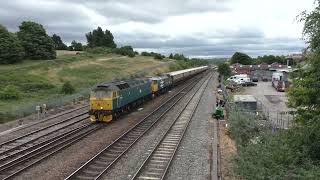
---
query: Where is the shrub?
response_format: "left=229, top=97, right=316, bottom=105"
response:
left=86, top=47, right=113, bottom=54
left=61, top=81, right=75, bottom=94
left=114, top=46, right=135, bottom=57
left=154, top=54, right=163, bottom=60
left=20, top=82, right=55, bottom=92
left=0, top=85, right=21, bottom=100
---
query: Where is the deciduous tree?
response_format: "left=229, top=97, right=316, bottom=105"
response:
left=17, top=21, right=56, bottom=60
left=0, top=25, right=25, bottom=64
left=52, top=34, right=67, bottom=50
left=86, top=27, right=116, bottom=48
left=230, top=52, right=252, bottom=65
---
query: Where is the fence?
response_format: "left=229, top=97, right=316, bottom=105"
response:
left=221, top=83, right=295, bottom=130
left=0, top=88, right=91, bottom=123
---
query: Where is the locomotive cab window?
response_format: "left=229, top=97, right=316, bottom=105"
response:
left=91, top=90, right=112, bottom=99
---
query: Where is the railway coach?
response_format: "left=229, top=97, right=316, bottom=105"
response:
left=165, top=66, right=208, bottom=84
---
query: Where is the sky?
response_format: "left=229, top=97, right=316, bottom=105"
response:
left=0, top=0, right=315, bottom=58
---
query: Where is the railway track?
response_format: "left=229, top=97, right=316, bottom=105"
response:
left=65, top=72, right=209, bottom=180
left=0, top=111, right=95, bottom=179
left=0, top=113, right=89, bottom=157
left=0, top=121, right=103, bottom=180
left=0, top=105, right=89, bottom=136
left=131, top=75, right=211, bottom=180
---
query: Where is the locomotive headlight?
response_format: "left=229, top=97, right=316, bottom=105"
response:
left=100, top=107, right=103, bottom=109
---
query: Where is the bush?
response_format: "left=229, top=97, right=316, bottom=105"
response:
left=0, top=25, right=25, bottom=64
left=114, top=46, right=135, bottom=57
left=86, top=47, right=113, bottom=54
left=154, top=54, right=163, bottom=60
left=0, top=85, right=21, bottom=100
left=61, top=82, right=75, bottom=94
left=20, top=82, right=55, bottom=92
left=229, top=107, right=320, bottom=179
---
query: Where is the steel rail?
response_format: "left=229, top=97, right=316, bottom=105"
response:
left=131, top=74, right=211, bottom=180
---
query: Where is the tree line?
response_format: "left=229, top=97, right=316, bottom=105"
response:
left=230, top=51, right=289, bottom=65
left=0, top=21, right=209, bottom=67
left=0, top=22, right=127, bottom=64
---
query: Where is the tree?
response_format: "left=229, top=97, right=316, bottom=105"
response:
left=230, top=52, right=252, bottom=65
left=288, top=1, right=320, bottom=124
left=218, top=63, right=231, bottom=77
left=17, top=21, right=56, bottom=60
left=169, top=53, right=173, bottom=59
left=70, top=40, right=83, bottom=51
left=86, top=27, right=116, bottom=48
left=0, top=25, right=25, bottom=64
left=173, top=53, right=187, bottom=60
left=51, top=34, right=67, bottom=50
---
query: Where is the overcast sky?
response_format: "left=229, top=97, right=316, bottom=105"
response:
left=0, top=0, right=315, bottom=58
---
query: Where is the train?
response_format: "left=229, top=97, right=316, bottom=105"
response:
left=89, top=66, right=209, bottom=122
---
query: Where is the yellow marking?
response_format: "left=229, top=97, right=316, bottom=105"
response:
left=152, top=83, right=158, bottom=93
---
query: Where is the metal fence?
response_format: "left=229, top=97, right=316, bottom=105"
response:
left=221, top=83, right=295, bottom=130
left=0, top=88, right=90, bottom=122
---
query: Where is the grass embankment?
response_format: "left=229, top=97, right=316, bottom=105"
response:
left=0, top=51, right=174, bottom=122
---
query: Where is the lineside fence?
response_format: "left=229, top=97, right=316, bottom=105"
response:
left=221, top=83, right=295, bottom=130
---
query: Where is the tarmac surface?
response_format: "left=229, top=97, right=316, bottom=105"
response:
left=239, top=81, right=295, bottom=128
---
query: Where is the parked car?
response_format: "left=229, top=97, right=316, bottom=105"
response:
left=262, top=76, right=268, bottom=82
left=242, top=81, right=257, bottom=86
left=252, top=76, right=259, bottom=82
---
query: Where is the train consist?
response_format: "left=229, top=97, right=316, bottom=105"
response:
left=89, top=66, right=209, bottom=122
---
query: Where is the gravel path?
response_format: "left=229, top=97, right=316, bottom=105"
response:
left=100, top=74, right=209, bottom=180
left=13, top=80, right=186, bottom=180
left=165, top=72, right=218, bottom=180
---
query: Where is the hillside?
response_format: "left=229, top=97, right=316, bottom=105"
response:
left=0, top=51, right=174, bottom=122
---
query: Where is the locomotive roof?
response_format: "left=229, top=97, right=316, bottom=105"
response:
left=94, top=78, right=150, bottom=91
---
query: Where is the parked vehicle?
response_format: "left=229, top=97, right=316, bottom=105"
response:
left=242, top=82, right=257, bottom=87
left=228, top=74, right=251, bottom=85
left=252, top=76, right=259, bottom=82
left=262, top=76, right=268, bottom=82
left=272, top=80, right=290, bottom=92
left=227, top=74, right=249, bottom=82
left=272, top=72, right=284, bottom=81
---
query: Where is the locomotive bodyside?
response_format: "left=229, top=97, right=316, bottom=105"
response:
left=89, top=79, right=152, bottom=122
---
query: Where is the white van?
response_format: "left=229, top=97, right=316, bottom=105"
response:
left=272, top=72, right=283, bottom=81
left=227, top=74, right=250, bottom=84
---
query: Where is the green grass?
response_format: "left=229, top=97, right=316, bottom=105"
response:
left=0, top=51, right=174, bottom=122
